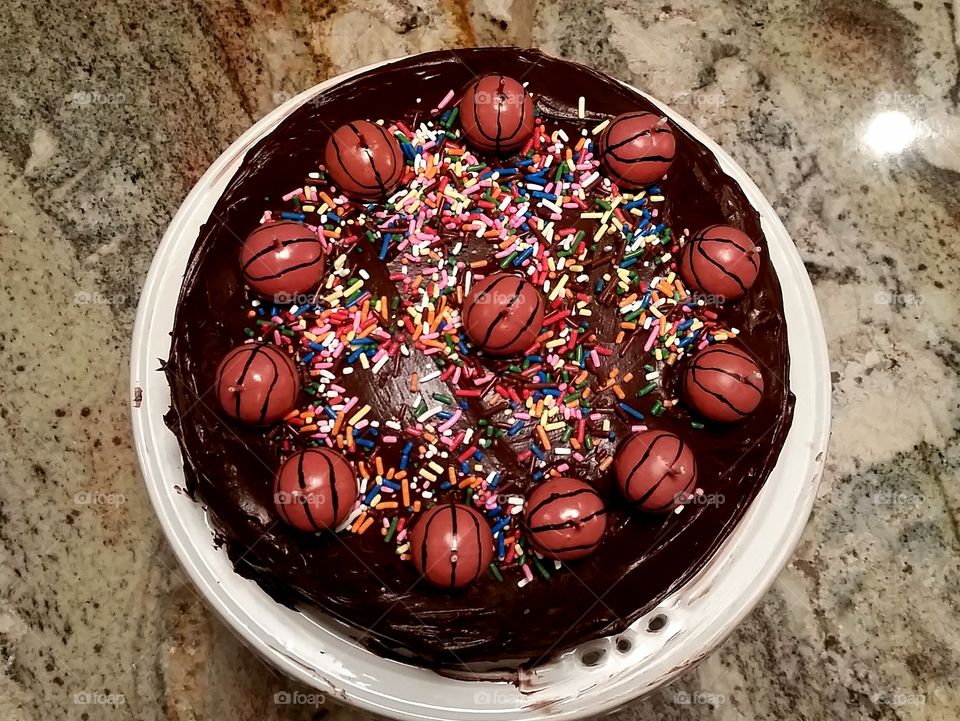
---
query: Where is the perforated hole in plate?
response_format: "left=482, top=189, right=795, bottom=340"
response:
left=647, top=613, right=668, bottom=632
left=615, top=636, right=633, bottom=653
left=578, top=647, right=607, bottom=667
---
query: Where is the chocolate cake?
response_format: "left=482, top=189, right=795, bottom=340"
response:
left=164, top=48, right=795, bottom=670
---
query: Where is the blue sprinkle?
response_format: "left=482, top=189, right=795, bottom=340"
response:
left=344, top=291, right=368, bottom=309
left=439, top=481, right=453, bottom=491
left=491, top=517, right=511, bottom=535
left=508, top=420, right=525, bottom=436
left=531, top=445, right=545, bottom=460
left=513, top=247, right=534, bottom=266
left=355, top=438, right=374, bottom=449
left=619, top=402, right=645, bottom=421
left=280, top=211, right=305, bottom=221
left=381, top=480, right=401, bottom=491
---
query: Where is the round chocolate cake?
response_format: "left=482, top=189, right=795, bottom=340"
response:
left=164, top=48, right=794, bottom=670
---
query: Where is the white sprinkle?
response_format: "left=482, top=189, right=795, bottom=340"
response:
left=577, top=96, right=585, bottom=118
left=417, top=406, right=442, bottom=423
left=591, top=119, right=610, bottom=135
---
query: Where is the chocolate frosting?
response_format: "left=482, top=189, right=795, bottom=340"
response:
left=163, top=48, right=795, bottom=670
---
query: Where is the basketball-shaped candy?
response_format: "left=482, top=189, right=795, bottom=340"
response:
left=273, top=447, right=358, bottom=532
left=597, top=112, right=676, bottom=188
left=215, top=343, right=300, bottom=425
left=682, top=344, right=765, bottom=423
left=461, top=273, right=545, bottom=357
left=524, top=477, right=607, bottom=561
left=679, top=225, right=760, bottom=302
left=459, top=74, right=535, bottom=154
left=239, top=220, right=325, bottom=301
left=614, top=431, right=697, bottom=512
left=323, top=120, right=405, bottom=200
left=410, top=503, right=494, bottom=590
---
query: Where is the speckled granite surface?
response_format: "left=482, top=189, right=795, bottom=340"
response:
left=1, top=0, right=958, bottom=719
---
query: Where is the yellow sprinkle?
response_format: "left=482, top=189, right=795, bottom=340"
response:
left=348, top=405, right=371, bottom=426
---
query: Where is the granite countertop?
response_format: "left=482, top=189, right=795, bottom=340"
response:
left=1, top=0, right=958, bottom=719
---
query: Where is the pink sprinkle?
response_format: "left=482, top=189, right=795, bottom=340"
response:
left=434, top=89, right=455, bottom=113
left=643, top=326, right=659, bottom=352
left=438, top=410, right=462, bottom=433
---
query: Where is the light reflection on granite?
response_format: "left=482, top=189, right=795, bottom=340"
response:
left=0, top=0, right=958, bottom=719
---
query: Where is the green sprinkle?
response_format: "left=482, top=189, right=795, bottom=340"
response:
left=651, top=400, right=665, bottom=416
left=691, top=421, right=705, bottom=430
left=441, top=107, right=459, bottom=128
left=489, top=563, right=504, bottom=582
left=432, top=393, right=454, bottom=405
left=384, top=516, right=399, bottom=542
left=531, top=554, right=551, bottom=580
left=637, top=382, right=657, bottom=396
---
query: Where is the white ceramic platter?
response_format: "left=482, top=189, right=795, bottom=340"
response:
left=131, top=54, right=831, bottom=721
